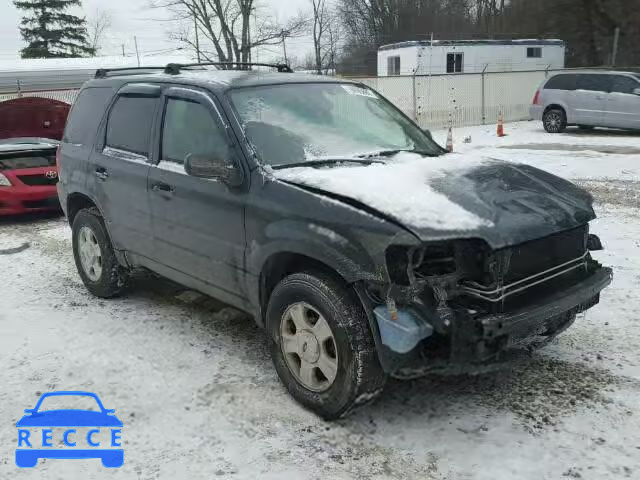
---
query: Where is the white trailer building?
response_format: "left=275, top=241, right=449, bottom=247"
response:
left=378, top=39, right=565, bottom=76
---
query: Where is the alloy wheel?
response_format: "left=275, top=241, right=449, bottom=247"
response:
left=279, top=302, right=339, bottom=392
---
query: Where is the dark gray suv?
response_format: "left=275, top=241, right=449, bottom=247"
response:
left=58, top=63, right=612, bottom=419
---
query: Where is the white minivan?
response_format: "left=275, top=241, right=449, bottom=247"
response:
left=530, top=71, right=640, bottom=133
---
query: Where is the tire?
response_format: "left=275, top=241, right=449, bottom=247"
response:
left=266, top=271, right=386, bottom=419
left=542, top=108, right=567, bottom=133
left=72, top=207, right=128, bottom=298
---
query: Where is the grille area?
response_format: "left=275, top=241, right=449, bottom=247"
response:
left=504, top=226, right=587, bottom=283
left=459, top=226, right=589, bottom=313
left=17, top=174, right=58, bottom=186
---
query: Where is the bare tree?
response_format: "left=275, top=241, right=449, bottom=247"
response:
left=87, top=8, right=113, bottom=56
left=311, top=0, right=328, bottom=74
left=154, top=0, right=308, bottom=67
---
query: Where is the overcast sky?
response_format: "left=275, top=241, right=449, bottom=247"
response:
left=1, top=0, right=313, bottom=63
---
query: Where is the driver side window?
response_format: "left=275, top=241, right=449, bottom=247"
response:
left=161, top=97, right=230, bottom=165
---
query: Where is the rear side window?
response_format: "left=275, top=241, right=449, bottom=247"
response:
left=575, top=74, right=611, bottom=92
left=611, top=76, right=640, bottom=94
left=106, top=96, right=157, bottom=156
left=161, top=98, right=230, bottom=165
left=63, top=87, right=113, bottom=145
left=544, top=74, right=577, bottom=90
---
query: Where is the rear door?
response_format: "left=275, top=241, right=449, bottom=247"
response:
left=571, top=74, right=611, bottom=126
left=147, top=86, right=247, bottom=305
left=605, top=75, right=640, bottom=129
left=87, top=84, right=160, bottom=256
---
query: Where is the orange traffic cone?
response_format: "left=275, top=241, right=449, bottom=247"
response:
left=446, top=127, right=453, bottom=152
left=497, top=111, right=505, bottom=137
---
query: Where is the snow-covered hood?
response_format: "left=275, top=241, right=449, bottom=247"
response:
left=274, top=152, right=596, bottom=249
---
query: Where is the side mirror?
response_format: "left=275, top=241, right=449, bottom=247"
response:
left=633, top=88, right=640, bottom=96
left=184, top=153, right=242, bottom=186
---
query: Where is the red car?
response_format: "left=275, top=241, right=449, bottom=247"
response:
left=0, top=139, right=61, bottom=215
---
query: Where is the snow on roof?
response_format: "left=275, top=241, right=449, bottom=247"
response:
left=379, top=39, right=565, bottom=51
left=0, top=54, right=195, bottom=72
left=0, top=54, right=195, bottom=93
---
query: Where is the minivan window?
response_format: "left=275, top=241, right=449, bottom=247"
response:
left=161, top=98, right=230, bottom=165
left=105, top=95, right=156, bottom=156
left=575, top=74, right=611, bottom=92
left=611, top=76, right=640, bottom=94
left=63, top=87, right=113, bottom=145
left=544, top=74, right=577, bottom=91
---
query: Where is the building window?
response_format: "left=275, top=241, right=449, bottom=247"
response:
left=527, top=47, right=542, bottom=58
left=446, top=53, right=463, bottom=73
left=387, top=56, right=401, bottom=76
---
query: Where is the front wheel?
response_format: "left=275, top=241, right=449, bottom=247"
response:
left=543, top=108, right=567, bottom=133
left=267, top=271, right=386, bottom=419
left=72, top=207, right=128, bottom=298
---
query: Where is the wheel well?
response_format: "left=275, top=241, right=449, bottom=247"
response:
left=544, top=104, right=565, bottom=115
left=260, top=252, right=348, bottom=314
left=66, top=193, right=97, bottom=226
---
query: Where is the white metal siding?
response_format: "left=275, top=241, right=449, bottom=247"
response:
left=379, top=44, right=565, bottom=76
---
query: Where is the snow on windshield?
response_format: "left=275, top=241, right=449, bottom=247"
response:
left=274, top=152, right=494, bottom=231
left=231, top=84, right=438, bottom=166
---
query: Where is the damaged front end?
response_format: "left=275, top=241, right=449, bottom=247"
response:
left=362, top=225, right=613, bottom=375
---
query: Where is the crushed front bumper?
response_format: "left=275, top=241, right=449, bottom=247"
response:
left=369, top=266, right=613, bottom=374
left=453, top=266, right=612, bottom=363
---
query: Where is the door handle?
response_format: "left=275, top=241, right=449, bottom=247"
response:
left=94, top=168, right=109, bottom=181
left=151, top=182, right=175, bottom=194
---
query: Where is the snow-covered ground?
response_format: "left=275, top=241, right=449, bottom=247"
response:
left=1, top=121, right=639, bottom=479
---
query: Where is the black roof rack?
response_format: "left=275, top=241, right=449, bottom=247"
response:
left=95, top=67, right=166, bottom=79
left=164, top=62, right=293, bottom=74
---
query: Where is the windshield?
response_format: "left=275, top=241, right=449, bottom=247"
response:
left=230, top=83, right=442, bottom=167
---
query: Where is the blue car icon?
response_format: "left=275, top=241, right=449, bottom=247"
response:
left=16, top=391, right=123, bottom=468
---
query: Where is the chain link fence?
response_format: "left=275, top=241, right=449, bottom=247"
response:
left=353, top=69, right=557, bottom=129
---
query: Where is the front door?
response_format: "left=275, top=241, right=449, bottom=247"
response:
left=571, top=74, right=611, bottom=126
left=605, top=75, right=640, bottom=129
left=147, top=87, right=247, bottom=306
left=88, top=86, right=159, bottom=256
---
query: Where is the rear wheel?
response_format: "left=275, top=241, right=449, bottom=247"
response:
left=267, top=271, right=386, bottom=419
left=543, top=108, right=567, bottom=133
left=72, top=207, right=128, bottom=298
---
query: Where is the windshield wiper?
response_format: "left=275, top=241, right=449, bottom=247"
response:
left=271, top=158, right=385, bottom=170
left=356, top=149, right=439, bottom=158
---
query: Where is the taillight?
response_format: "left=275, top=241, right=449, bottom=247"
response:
left=532, top=90, right=541, bottom=105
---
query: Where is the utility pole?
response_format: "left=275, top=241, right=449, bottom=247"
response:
left=193, top=1, right=201, bottom=63
left=611, top=27, right=620, bottom=67
left=281, top=30, right=289, bottom=65
left=134, top=36, right=140, bottom=67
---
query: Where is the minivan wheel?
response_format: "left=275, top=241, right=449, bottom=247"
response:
left=543, top=108, right=567, bottom=133
left=72, top=207, right=128, bottom=298
left=267, top=271, right=386, bottom=419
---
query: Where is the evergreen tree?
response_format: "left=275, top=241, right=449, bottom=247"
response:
left=14, top=0, right=95, bottom=58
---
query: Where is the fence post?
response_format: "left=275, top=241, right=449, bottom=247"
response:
left=412, top=69, right=418, bottom=122
left=481, top=64, right=488, bottom=125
